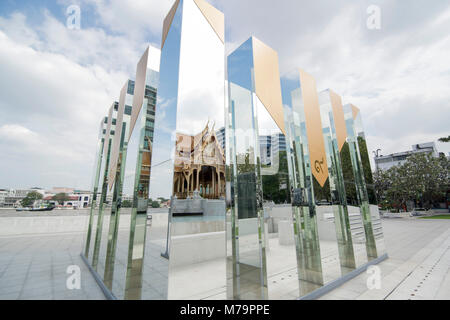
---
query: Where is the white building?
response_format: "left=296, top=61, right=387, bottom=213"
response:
left=0, top=189, right=8, bottom=206
left=215, top=127, right=226, bottom=151
left=259, top=133, right=287, bottom=166
left=374, top=142, right=439, bottom=171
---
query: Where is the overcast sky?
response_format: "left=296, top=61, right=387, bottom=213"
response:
left=0, top=0, right=449, bottom=190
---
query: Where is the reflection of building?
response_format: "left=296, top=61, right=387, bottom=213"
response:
left=80, top=0, right=388, bottom=302
left=216, top=127, right=225, bottom=150
left=174, top=122, right=225, bottom=199
left=374, top=142, right=439, bottom=171
left=0, top=189, right=7, bottom=206
left=259, top=133, right=286, bottom=165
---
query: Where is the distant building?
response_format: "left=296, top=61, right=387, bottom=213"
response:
left=374, top=142, right=439, bottom=171
left=52, top=187, right=75, bottom=194
left=0, top=189, right=8, bottom=207
left=215, top=127, right=225, bottom=151
left=259, top=133, right=286, bottom=166
left=174, top=122, right=226, bottom=199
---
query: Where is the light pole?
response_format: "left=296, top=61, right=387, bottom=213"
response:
left=373, top=148, right=381, bottom=171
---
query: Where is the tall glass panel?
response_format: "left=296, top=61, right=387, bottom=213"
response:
left=324, top=92, right=368, bottom=268
left=282, top=71, right=354, bottom=296
left=227, top=38, right=269, bottom=300
left=90, top=103, right=117, bottom=269
left=318, top=90, right=364, bottom=270
left=283, top=85, right=323, bottom=296
left=83, top=117, right=108, bottom=258
left=344, top=104, right=386, bottom=259
left=106, top=47, right=165, bottom=300
left=102, top=80, right=135, bottom=289
left=149, top=0, right=227, bottom=300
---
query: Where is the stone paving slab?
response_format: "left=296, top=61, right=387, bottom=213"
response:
left=0, top=232, right=105, bottom=300
left=320, top=219, right=450, bottom=300
left=1, top=216, right=449, bottom=300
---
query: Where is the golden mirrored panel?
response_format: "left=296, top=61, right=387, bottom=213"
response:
left=253, top=37, right=285, bottom=136
left=298, top=69, right=329, bottom=188
left=193, top=0, right=225, bottom=43
left=162, top=0, right=181, bottom=49
left=329, top=90, right=347, bottom=152
left=80, top=0, right=389, bottom=301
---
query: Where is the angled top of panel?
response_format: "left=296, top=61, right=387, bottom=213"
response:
left=193, top=0, right=224, bottom=43
left=328, top=89, right=347, bottom=152
left=162, top=0, right=181, bottom=49
left=108, top=81, right=129, bottom=190
left=227, top=38, right=254, bottom=90
left=350, top=104, right=360, bottom=120
left=299, top=69, right=329, bottom=187
left=130, top=46, right=160, bottom=141
left=252, top=37, right=285, bottom=136
left=103, top=102, right=115, bottom=159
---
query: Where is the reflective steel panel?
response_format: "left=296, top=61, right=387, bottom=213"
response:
left=282, top=77, right=324, bottom=296
left=91, top=102, right=117, bottom=269
left=227, top=37, right=274, bottom=300
left=344, top=104, right=386, bottom=259
left=149, top=0, right=226, bottom=300
left=318, top=90, right=367, bottom=270
left=102, top=79, right=135, bottom=289
left=83, top=116, right=108, bottom=258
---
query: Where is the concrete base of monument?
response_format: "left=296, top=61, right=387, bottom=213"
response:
left=171, top=197, right=226, bottom=217
left=80, top=206, right=388, bottom=300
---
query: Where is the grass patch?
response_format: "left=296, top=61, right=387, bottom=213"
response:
left=420, top=215, right=450, bottom=220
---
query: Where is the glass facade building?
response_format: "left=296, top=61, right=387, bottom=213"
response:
left=81, top=0, right=387, bottom=301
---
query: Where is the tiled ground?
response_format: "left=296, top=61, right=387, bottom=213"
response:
left=0, top=216, right=449, bottom=300
left=319, top=218, right=450, bottom=300
left=0, top=232, right=105, bottom=300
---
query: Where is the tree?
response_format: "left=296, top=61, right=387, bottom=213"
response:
left=374, top=153, right=450, bottom=210
left=52, top=193, right=70, bottom=205
left=151, top=201, right=160, bottom=208
left=21, top=191, right=43, bottom=207
left=438, top=136, right=450, bottom=143
left=261, top=151, right=291, bottom=204
left=121, top=200, right=132, bottom=208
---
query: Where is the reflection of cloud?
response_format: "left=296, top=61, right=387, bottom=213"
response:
left=219, top=0, right=450, bottom=158
left=176, top=0, right=225, bottom=135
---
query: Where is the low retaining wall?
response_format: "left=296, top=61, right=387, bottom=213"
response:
left=170, top=231, right=226, bottom=267
left=0, top=216, right=89, bottom=236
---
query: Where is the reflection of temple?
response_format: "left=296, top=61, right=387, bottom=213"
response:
left=173, top=122, right=225, bottom=199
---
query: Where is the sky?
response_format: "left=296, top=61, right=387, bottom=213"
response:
left=0, top=0, right=449, bottom=190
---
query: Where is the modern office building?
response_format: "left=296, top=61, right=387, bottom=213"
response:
left=0, top=189, right=8, bottom=206
left=259, top=133, right=287, bottom=166
left=216, top=126, right=226, bottom=151
left=81, top=0, right=387, bottom=301
left=374, top=142, right=439, bottom=171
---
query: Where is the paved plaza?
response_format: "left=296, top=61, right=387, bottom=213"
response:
left=320, top=217, right=450, bottom=300
left=0, top=210, right=449, bottom=300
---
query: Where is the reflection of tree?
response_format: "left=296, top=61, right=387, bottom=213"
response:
left=357, top=136, right=374, bottom=185
left=313, top=177, right=331, bottom=203
left=52, top=193, right=70, bottom=206
left=21, top=191, right=43, bottom=207
left=122, top=200, right=132, bottom=208
left=340, top=142, right=358, bottom=205
left=261, top=151, right=291, bottom=204
left=358, top=136, right=377, bottom=204
left=374, top=153, right=450, bottom=210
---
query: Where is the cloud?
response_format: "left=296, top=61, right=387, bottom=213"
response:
left=1, top=0, right=449, bottom=191
left=0, top=11, right=138, bottom=189
left=220, top=0, right=450, bottom=159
